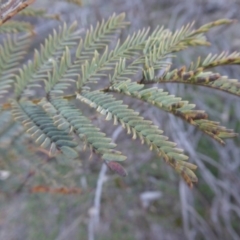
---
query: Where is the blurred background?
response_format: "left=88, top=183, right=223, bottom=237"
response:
left=0, top=0, right=240, bottom=239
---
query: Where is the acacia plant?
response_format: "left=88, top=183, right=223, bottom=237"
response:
left=0, top=0, right=239, bottom=191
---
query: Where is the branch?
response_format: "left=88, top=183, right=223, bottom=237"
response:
left=0, top=0, right=35, bottom=26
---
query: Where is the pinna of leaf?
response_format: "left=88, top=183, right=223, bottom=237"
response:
left=1, top=4, right=238, bottom=189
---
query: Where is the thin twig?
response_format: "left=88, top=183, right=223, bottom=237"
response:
left=88, top=126, right=123, bottom=240
left=88, top=164, right=107, bottom=240
left=14, top=169, right=35, bottom=194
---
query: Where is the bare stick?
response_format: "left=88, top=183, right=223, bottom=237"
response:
left=88, top=126, right=123, bottom=240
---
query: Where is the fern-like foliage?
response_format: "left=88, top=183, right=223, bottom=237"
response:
left=45, top=98, right=126, bottom=162
left=15, top=22, right=81, bottom=99
left=11, top=100, right=79, bottom=157
left=156, top=53, right=240, bottom=96
left=107, top=80, right=237, bottom=145
left=0, top=2, right=239, bottom=189
left=77, top=91, right=198, bottom=186
left=19, top=7, right=60, bottom=20
left=0, top=33, right=31, bottom=99
left=0, top=20, right=34, bottom=33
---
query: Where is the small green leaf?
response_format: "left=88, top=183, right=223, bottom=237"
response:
left=60, top=146, right=78, bottom=158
